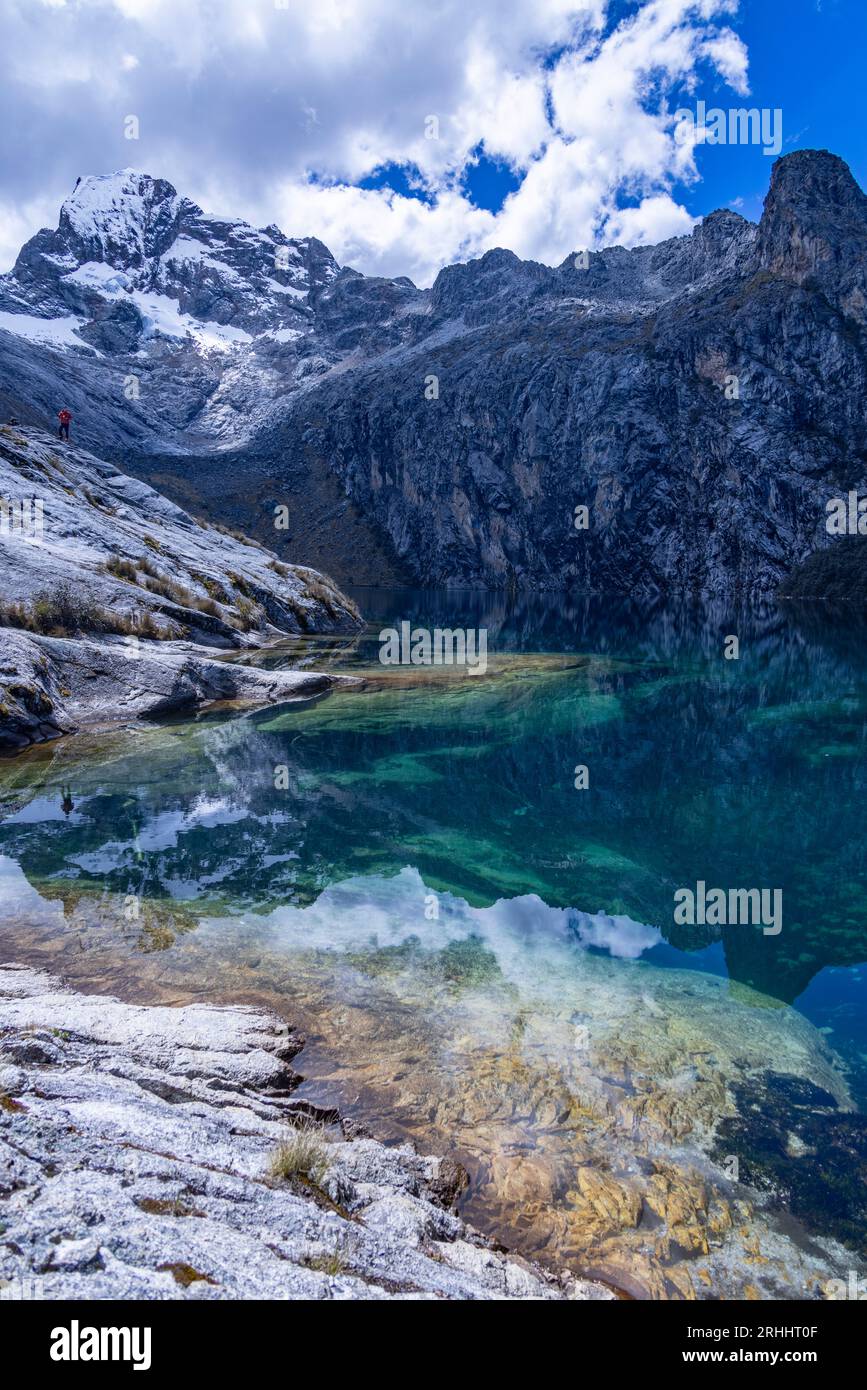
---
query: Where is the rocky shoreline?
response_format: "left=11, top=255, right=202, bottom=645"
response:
left=0, top=627, right=357, bottom=752
left=0, top=425, right=362, bottom=753
left=0, top=963, right=612, bottom=1301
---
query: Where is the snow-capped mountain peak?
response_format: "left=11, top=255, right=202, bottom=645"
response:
left=59, top=169, right=190, bottom=269
left=0, top=169, right=341, bottom=352
left=0, top=167, right=424, bottom=450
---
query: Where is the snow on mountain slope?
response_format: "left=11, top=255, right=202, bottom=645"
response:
left=0, top=170, right=337, bottom=347
left=0, top=171, right=365, bottom=450
left=0, top=166, right=752, bottom=459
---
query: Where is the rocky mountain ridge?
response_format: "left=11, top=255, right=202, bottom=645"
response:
left=1, top=152, right=866, bottom=595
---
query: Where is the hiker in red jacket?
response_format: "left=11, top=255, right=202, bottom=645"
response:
left=58, top=408, right=72, bottom=440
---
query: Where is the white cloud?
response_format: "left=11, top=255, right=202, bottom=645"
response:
left=602, top=193, right=695, bottom=245
left=700, top=29, right=749, bottom=92
left=0, top=0, right=752, bottom=283
left=0, top=193, right=62, bottom=277
left=274, top=180, right=497, bottom=285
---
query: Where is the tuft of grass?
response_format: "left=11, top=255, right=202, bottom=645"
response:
left=268, top=1122, right=330, bottom=1186
left=142, top=534, right=162, bottom=553
left=104, top=555, right=139, bottom=584
left=234, top=595, right=261, bottom=631
left=0, top=583, right=173, bottom=641
left=195, top=574, right=230, bottom=604
left=295, top=569, right=360, bottom=622
left=0, top=602, right=30, bottom=629
left=194, top=596, right=221, bottom=617
left=83, top=487, right=116, bottom=514
left=304, top=1248, right=349, bottom=1277
left=1, top=582, right=108, bottom=636
left=214, top=520, right=262, bottom=547
left=157, top=1262, right=217, bottom=1288
left=227, top=570, right=253, bottom=598
left=135, top=610, right=167, bottom=639
left=144, top=575, right=194, bottom=608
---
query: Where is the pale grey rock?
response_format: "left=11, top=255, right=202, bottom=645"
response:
left=0, top=626, right=355, bottom=752
left=0, top=964, right=612, bottom=1301
left=0, top=423, right=361, bottom=750
left=0, top=424, right=358, bottom=641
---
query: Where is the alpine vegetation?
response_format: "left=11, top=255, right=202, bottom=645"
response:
left=0, top=426, right=361, bottom=751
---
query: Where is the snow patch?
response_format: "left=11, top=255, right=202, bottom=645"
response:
left=0, top=310, right=91, bottom=351
left=63, top=261, right=133, bottom=295
left=62, top=170, right=160, bottom=261
left=265, top=277, right=308, bottom=300
left=162, top=237, right=243, bottom=281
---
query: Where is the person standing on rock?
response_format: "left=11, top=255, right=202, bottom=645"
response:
left=57, top=408, right=72, bottom=441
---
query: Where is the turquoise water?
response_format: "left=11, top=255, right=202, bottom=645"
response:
left=1, top=589, right=866, bottom=1293
left=2, top=587, right=867, bottom=1091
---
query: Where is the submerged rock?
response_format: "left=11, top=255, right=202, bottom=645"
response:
left=0, top=963, right=611, bottom=1301
left=712, top=1072, right=867, bottom=1256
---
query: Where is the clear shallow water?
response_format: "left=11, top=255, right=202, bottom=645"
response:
left=1, top=590, right=866, bottom=1297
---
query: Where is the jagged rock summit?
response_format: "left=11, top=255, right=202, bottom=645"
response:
left=4, top=168, right=340, bottom=346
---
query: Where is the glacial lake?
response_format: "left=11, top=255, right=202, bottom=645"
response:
left=2, top=589, right=866, bottom=1298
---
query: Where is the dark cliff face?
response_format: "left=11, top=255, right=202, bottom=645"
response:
left=1, top=152, right=866, bottom=594
left=255, top=150, right=867, bottom=596
left=757, top=150, right=867, bottom=300
left=244, top=152, right=864, bottom=595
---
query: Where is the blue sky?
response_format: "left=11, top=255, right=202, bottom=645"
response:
left=0, top=0, right=865, bottom=285
left=676, top=0, right=867, bottom=223
left=312, top=0, right=867, bottom=275
left=431, top=0, right=867, bottom=231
